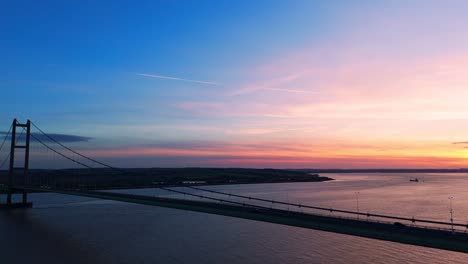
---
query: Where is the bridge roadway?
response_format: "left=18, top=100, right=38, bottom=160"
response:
left=11, top=186, right=468, bottom=254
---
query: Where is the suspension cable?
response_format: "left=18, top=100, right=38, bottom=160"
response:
left=30, top=133, right=94, bottom=169
left=188, top=186, right=468, bottom=228
left=31, top=121, right=126, bottom=173
left=0, top=124, right=20, bottom=170
left=159, top=187, right=266, bottom=209
left=0, top=154, right=9, bottom=169
left=0, top=122, right=13, bottom=153
left=18, top=122, right=468, bottom=229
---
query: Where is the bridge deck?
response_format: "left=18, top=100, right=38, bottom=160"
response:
left=17, top=188, right=468, bottom=254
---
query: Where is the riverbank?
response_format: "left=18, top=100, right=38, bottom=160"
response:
left=0, top=168, right=333, bottom=190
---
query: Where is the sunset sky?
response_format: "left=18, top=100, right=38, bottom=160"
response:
left=2, top=1, right=468, bottom=168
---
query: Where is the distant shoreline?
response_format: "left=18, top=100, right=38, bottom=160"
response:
left=294, top=169, right=468, bottom=174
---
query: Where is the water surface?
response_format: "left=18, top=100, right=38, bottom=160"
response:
left=1, top=173, right=468, bottom=263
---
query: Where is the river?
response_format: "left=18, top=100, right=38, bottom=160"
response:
left=1, top=173, right=468, bottom=263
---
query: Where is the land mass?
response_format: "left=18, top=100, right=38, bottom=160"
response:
left=294, top=168, right=468, bottom=173
left=0, top=168, right=333, bottom=190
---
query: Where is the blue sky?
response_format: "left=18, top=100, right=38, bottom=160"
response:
left=1, top=1, right=338, bottom=126
left=3, top=1, right=468, bottom=168
left=1, top=1, right=342, bottom=133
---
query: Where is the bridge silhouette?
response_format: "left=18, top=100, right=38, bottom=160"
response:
left=1, top=119, right=468, bottom=253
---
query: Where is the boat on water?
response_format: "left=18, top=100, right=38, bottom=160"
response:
left=409, top=178, right=419, bottom=182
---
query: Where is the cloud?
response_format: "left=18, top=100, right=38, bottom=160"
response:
left=453, top=142, right=468, bottom=144
left=136, top=73, right=221, bottom=86
left=261, top=87, right=315, bottom=93
left=0, top=132, right=91, bottom=143
left=231, top=86, right=316, bottom=96
left=229, top=72, right=315, bottom=95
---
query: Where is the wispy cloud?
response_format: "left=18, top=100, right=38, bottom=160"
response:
left=137, top=73, right=222, bottom=86
left=229, top=86, right=315, bottom=96
left=229, top=72, right=314, bottom=95
left=0, top=132, right=91, bottom=143
left=262, top=87, right=315, bottom=93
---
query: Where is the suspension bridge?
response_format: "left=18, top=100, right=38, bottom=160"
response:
left=1, top=119, right=468, bottom=253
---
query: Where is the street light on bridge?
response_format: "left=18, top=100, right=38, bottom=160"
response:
left=355, top=191, right=360, bottom=220
left=449, top=196, right=454, bottom=232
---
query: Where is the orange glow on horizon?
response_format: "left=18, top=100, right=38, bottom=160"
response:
left=82, top=139, right=468, bottom=169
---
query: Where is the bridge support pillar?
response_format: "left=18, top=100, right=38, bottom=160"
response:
left=1, top=119, right=32, bottom=209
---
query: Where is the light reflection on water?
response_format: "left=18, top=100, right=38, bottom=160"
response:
left=1, top=173, right=468, bottom=263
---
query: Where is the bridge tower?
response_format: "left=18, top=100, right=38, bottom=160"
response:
left=2, top=119, right=32, bottom=208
